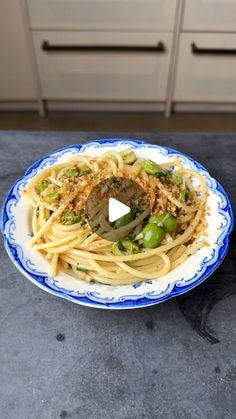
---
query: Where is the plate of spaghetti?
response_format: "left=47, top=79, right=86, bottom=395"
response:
left=1, top=139, right=233, bottom=309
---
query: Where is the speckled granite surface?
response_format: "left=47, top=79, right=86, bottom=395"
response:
left=0, top=131, right=236, bottom=419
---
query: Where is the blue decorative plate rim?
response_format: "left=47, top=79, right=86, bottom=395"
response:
left=1, top=138, right=234, bottom=309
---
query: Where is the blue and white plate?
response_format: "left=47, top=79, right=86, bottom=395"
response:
left=1, top=139, right=234, bottom=309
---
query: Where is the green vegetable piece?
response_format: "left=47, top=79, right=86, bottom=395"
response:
left=114, top=212, right=134, bottom=229
left=37, top=182, right=48, bottom=195
left=141, top=159, right=160, bottom=175
left=62, top=211, right=81, bottom=225
left=117, top=241, right=126, bottom=251
left=149, top=213, right=166, bottom=225
left=141, top=159, right=167, bottom=177
left=80, top=168, right=91, bottom=176
left=149, top=213, right=177, bottom=233
left=76, top=266, right=88, bottom=273
left=45, top=192, right=60, bottom=202
left=78, top=162, right=91, bottom=175
left=179, top=190, right=191, bottom=203
left=112, top=240, right=140, bottom=256
left=142, top=223, right=165, bottom=249
left=63, top=169, right=79, bottom=177
left=171, top=174, right=182, bottom=185
left=121, top=150, right=137, bottom=165
left=92, top=176, right=99, bottom=184
left=163, top=215, right=177, bottom=233
left=155, top=169, right=169, bottom=178
left=130, top=204, right=141, bottom=215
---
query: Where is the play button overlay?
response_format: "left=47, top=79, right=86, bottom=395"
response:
left=108, top=198, right=130, bottom=223
left=86, top=176, right=151, bottom=242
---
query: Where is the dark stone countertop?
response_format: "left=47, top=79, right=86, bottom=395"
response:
left=0, top=131, right=236, bottom=419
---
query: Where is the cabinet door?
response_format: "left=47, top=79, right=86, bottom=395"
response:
left=174, top=33, right=236, bottom=102
left=33, top=32, right=172, bottom=101
left=27, top=0, right=177, bottom=31
left=183, top=0, right=236, bottom=32
left=0, top=0, right=36, bottom=100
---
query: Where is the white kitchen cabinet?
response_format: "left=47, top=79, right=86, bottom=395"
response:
left=33, top=32, right=172, bottom=101
left=0, top=0, right=36, bottom=100
left=183, top=0, right=236, bottom=32
left=174, top=33, right=236, bottom=102
left=27, top=0, right=177, bottom=32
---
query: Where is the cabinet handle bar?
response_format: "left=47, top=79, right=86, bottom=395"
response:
left=42, top=40, right=166, bottom=53
left=191, top=42, right=236, bottom=55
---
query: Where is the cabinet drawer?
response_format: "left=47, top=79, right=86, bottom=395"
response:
left=183, top=0, right=236, bottom=32
left=174, top=34, right=236, bottom=102
left=34, top=32, right=172, bottom=101
left=27, top=0, right=177, bottom=31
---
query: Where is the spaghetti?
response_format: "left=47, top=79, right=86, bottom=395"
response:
left=22, top=149, right=208, bottom=285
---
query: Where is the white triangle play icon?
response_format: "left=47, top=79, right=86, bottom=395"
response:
left=108, top=198, right=130, bottom=223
